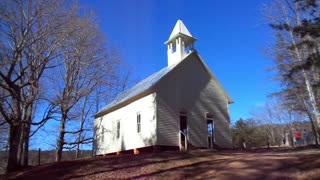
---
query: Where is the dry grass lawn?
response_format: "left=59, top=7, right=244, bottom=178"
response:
left=2, top=146, right=320, bottom=180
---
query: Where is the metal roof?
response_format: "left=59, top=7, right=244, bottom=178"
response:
left=96, top=64, right=176, bottom=115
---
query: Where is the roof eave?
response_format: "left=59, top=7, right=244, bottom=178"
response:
left=164, top=33, right=197, bottom=45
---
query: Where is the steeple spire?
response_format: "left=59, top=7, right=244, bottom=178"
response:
left=165, top=20, right=197, bottom=67
left=169, top=19, right=193, bottom=39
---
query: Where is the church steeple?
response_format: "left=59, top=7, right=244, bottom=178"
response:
left=165, top=20, right=197, bottom=67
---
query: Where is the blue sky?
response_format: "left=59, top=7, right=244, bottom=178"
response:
left=80, top=0, right=279, bottom=124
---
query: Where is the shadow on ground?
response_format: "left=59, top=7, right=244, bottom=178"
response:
left=3, top=147, right=320, bottom=180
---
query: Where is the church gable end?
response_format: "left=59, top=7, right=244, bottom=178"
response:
left=155, top=51, right=232, bottom=148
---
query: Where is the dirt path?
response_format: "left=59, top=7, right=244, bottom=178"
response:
left=3, top=147, right=320, bottom=179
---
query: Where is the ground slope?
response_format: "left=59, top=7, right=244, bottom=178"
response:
left=3, top=147, right=320, bottom=179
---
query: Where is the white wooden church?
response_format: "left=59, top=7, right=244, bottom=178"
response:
left=93, top=20, right=233, bottom=155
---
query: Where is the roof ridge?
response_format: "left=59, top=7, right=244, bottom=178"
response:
left=95, top=51, right=196, bottom=117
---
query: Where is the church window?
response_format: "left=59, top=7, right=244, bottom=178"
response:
left=116, top=121, right=120, bottom=139
left=137, top=113, right=141, bottom=133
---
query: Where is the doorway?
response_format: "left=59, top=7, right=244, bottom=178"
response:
left=179, top=113, right=187, bottom=150
left=206, top=113, right=214, bottom=149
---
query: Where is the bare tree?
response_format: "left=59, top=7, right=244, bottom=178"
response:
left=73, top=93, right=105, bottom=159
left=51, top=11, right=120, bottom=162
left=0, top=0, right=103, bottom=172
left=251, top=97, right=306, bottom=146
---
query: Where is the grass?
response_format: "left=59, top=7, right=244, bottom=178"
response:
left=2, top=146, right=320, bottom=179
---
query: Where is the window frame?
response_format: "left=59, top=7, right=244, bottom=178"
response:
left=137, top=113, right=141, bottom=133
left=116, top=121, right=120, bottom=139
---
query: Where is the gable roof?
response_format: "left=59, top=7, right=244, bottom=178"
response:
left=94, top=56, right=181, bottom=117
left=95, top=51, right=233, bottom=118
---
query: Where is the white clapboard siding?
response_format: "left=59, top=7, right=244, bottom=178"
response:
left=155, top=52, right=232, bottom=148
left=93, top=93, right=157, bottom=155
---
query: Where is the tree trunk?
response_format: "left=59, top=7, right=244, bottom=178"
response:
left=75, top=146, right=80, bottom=159
left=17, top=130, right=24, bottom=166
left=270, top=130, right=275, bottom=146
left=23, top=138, right=29, bottom=167
left=76, top=119, right=84, bottom=159
left=311, top=121, right=319, bottom=145
left=290, top=131, right=294, bottom=147
left=242, top=141, right=246, bottom=149
left=55, top=113, right=66, bottom=162
left=75, top=128, right=83, bottom=159
left=302, top=69, right=320, bottom=133
left=76, top=129, right=82, bottom=159
left=7, top=124, right=22, bottom=173
left=23, top=123, right=31, bottom=167
left=75, top=123, right=82, bottom=159
left=302, top=93, right=319, bottom=145
left=76, top=97, right=88, bottom=159
left=306, top=111, right=319, bottom=145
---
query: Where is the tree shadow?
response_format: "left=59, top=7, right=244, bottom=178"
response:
left=6, top=148, right=320, bottom=179
left=10, top=150, right=212, bottom=179
left=129, top=149, right=320, bottom=179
